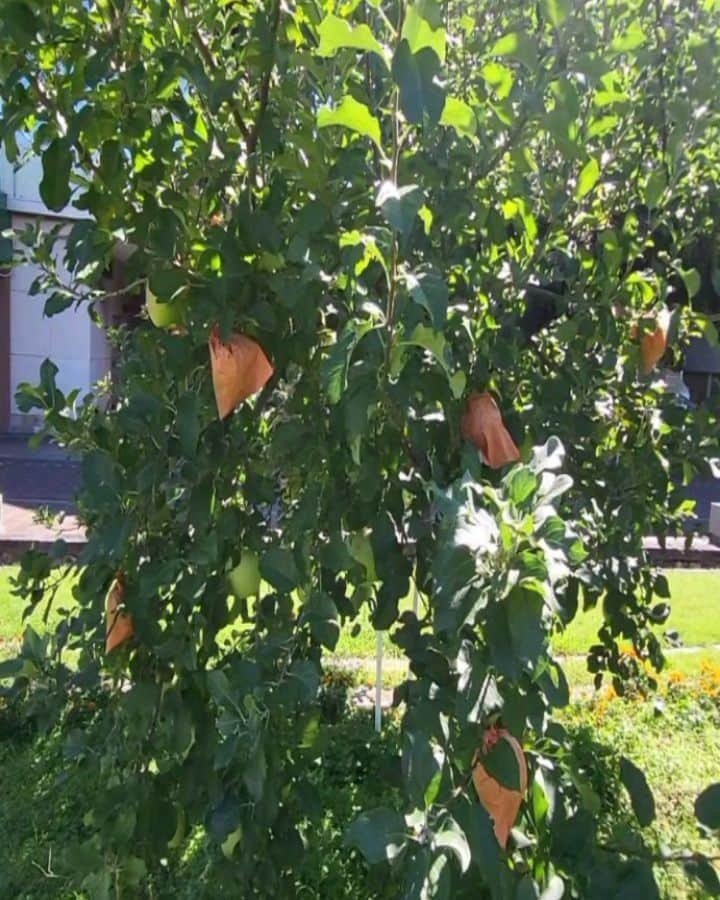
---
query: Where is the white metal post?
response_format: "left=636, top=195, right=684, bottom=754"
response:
left=374, top=630, right=383, bottom=733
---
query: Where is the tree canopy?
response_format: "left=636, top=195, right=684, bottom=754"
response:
left=1, top=0, right=720, bottom=897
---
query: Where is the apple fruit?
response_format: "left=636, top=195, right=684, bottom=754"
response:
left=221, top=825, right=243, bottom=859
left=348, top=532, right=376, bottom=582
left=228, top=550, right=261, bottom=599
left=167, top=803, right=186, bottom=850
left=146, top=282, right=187, bottom=329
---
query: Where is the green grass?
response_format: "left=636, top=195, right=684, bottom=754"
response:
left=0, top=567, right=77, bottom=658
left=553, top=570, right=720, bottom=656
left=562, top=646, right=720, bottom=691
left=3, top=566, right=720, bottom=680
left=561, top=684, right=720, bottom=899
left=331, top=569, right=720, bottom=664
left=1, top=684, right=718, bottom=898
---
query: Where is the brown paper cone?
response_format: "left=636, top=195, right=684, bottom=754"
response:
left=461, top=392, right=520, bottom=468
left=640, top=325, right=667, bottom=374
left=209, top=327, right=274, bottom=420
left=472, top=729, right=528, bottom=849
left=105, top=574, right=134, bottom=654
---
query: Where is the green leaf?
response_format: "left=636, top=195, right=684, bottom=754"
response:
left=405, top=267, right=448, bottom=329
left=392, top=41, right=446, bottom=125
left=43, top=291, right=75, bottom=316
left=209, top=794, right=242, bottom=842
left=0, top=1, right=38, bottom=45
left=317, top=96, right=382, bottom=150
left=531, top=436, right=565, bottom=472
left=683, top=857, right=720, bottom=896
left=434, top=819, right=471, bottom=873
left=376, top=182, right=424, bottom=235
left=620, top=757, right=656, bottom=827
left=0, top=657, right=23, bottom=679
left=576, top=158, right=600, bottom=200
left=679, top=267, right=701, bottom=300
left=541, top=0, right=571, bottom=26
left=288, top=659, right=320, bottom=704
left=507, top=586, right=546, bottom=669
left=81, top=871, right=112, bottom=900
left=695, top=783, right=720, bottom=830
left=404, top=325, right=465, bottom=397
left=401, top=4, right=446, bottom=62
left=403, top=731, right=445, bottom=807
left=454, top=797, right=505, bottom=886
left=644, top=169, right=667, bottom=208
left=344, top=373, right=377, bottom=444
left=260, top=548, right=300, bottom=593
left=440, top=96, right=477, bottom=138
left=490, top=32, right=539, bottom=70
left=481, top=735, right=522, bottom=791
left=301, top=591, right=340, bottom=650
left=540, top=876, right=565, bottom=900
left=40, top=138, right=72, bottom=211
left=320, top=321, right=373, bottom=404
left=481, top=62, right=514, bottom=100
left=176, top=393, right=201, bottom=458
left=611, top=21, right=646, bottom=52
left=316, top=14, right=386, bottom=61
left=345, top=808, right=407, bottom=863
left=505, top=468, right=538, bottom=506
left=615, top=862, right=660, bottom=900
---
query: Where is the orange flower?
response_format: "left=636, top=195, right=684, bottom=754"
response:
left=105, top=574, right=134, bottom=654
left=209, top=326, right=274, bottom=420
left=460, top=392, right=520, bottom=469
left=472, top=727, right=528, bottom=848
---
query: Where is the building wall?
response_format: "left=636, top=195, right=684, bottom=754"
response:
left=5, top=214, right=112, bottom=431
left=1, top=147, right=113, bottom=431
left=0, top=136, right=85, bottom=220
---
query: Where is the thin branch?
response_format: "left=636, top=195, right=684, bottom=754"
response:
left=247, top=0, right=283, bottom=158
left=179, top=1, right=252, bottom=144
left=599, top=842, right=720, bottom=865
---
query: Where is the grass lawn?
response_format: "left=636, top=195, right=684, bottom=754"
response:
left=1, top=565, right=719, bottom=897
left=1, top=683, right=718, bottom=898
left=2, top=566, right=719, bottom=678
left=560, top=680, right=720, bottom=900
left=553, top=570, right=720, bottom=655
left=0, top=567, right=77, bottom=658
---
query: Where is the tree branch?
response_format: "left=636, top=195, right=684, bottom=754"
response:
left=247, top=0, right=283, bottom=158
left=179, top=1, right=252, bottom=144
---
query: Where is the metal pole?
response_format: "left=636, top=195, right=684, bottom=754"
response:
left=374, top=630, right=383, bottom=733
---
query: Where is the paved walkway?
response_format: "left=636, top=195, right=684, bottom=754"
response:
left=0, top=433, right=719, bottom=562
left=0, top=435, right=85, bottom=551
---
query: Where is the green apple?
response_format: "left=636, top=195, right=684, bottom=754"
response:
left=221, top=825, right=243, bottom=859
left=146, top=282, right=186, bottom=329
left=167, top=803, right=186, bottom=850
left=228, top=551, right=261, bottom=599
left=348, top=532, right=376, bottom=582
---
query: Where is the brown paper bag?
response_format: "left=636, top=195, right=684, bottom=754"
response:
left=630, top=310, right=669, bottom=374
left=105, top=574, right=134, bottom=654
left=209, top=326, right=274, bottom=420
left=461, top=392, right=520, bottom=469
left=640, top=323, right=667, bottom=374
left=472, top=727, right=528, bottom=849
